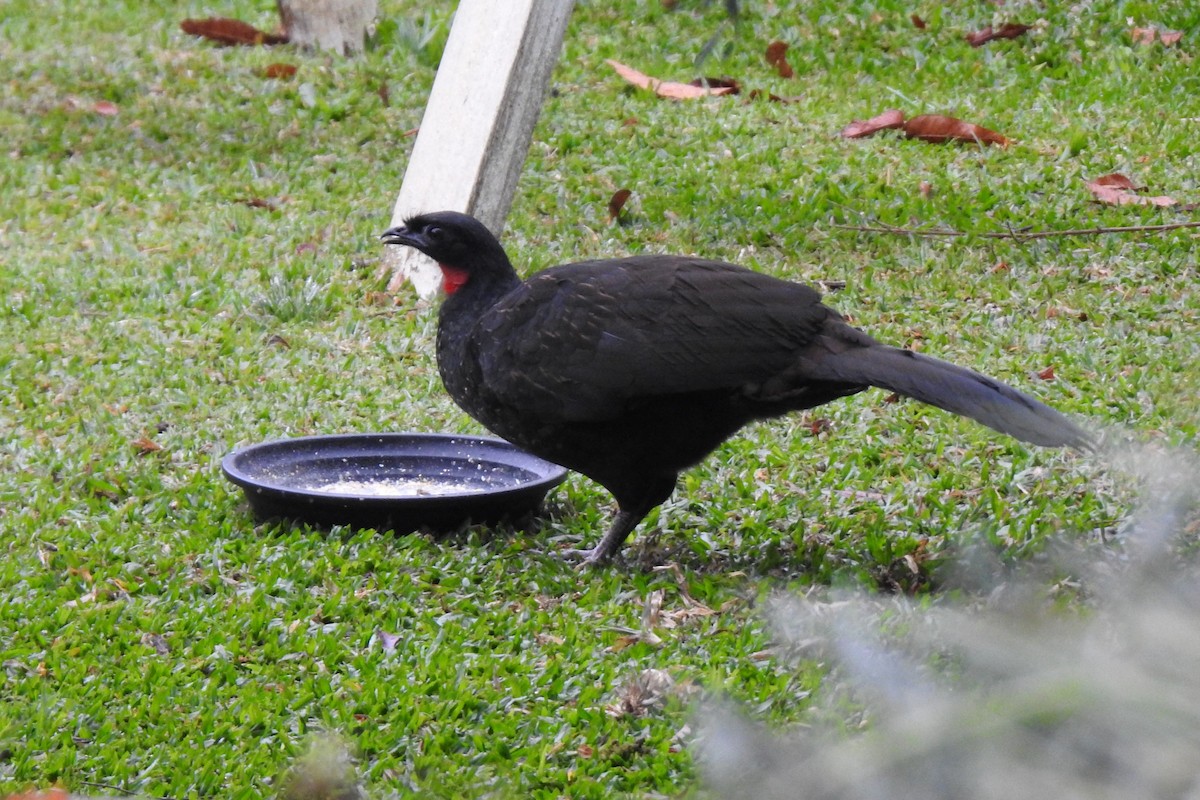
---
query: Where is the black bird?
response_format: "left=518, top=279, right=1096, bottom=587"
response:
left=382, top=211, right=1091, bottom=565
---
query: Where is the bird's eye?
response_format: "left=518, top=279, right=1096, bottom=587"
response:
left=427, top=225, right=444, bottom=240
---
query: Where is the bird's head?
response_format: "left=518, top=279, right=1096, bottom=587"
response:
left=380, top=211, right=514, bottom=295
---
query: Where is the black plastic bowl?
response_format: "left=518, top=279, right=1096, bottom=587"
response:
left=221, top=433, right=568, bottom=532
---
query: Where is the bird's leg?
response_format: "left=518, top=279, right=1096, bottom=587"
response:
left=562, top=508, right=645, bottom=567
left=561, top=475, right=678, bottom=568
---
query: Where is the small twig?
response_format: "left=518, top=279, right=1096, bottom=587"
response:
left=833, top=220, right=1200, bottom=240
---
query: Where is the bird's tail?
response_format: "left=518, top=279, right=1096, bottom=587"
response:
left=816, top=345, right=1094, bottom=450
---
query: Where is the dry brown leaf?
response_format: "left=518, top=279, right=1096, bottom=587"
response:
left=1131, top=26, right=1158, bottom=45
left=240, top=196, right=280, bottom=210
left=1090, top=172, right=1140, bottom=191
left=1131, top=26, right=1182, bottom=46
left=965, top=22, right=1032, bottom=47
left=1046, top=305, right=1088, bottom=321
left=744, top=89, right=781, bottom=103
left=132, top=435, right=163, bottom=455
left=262, top=63, right=297, bottom=79
left=180, top=17, right=288, bottom=46
left=765, top=40, right=794, bottom=78
left=4, top=790, right=70, bottom=800
left=903, top=114, right=1009, bottom=146
left=1037, top=366, right=1056, bottom=381
left=608, top=188, right=633, bottom=221
left=1085, top=173, right=1177, bottom=207
left=607, top=59, right=736, bottom=99
left=93, top=100, right=119, bottom=116
left=688, top=76, right=741, bottom=93
left=840, top=108, right=906, bottom=138
left=911, top=14, right=927, bottom=29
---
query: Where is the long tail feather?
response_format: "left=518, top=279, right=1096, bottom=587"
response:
left=820, top=346, right=1094, bottom=450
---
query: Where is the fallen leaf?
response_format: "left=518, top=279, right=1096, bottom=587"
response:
left=688, top=76, right=741, bottom=93
left=261, top=63, right=297, bottom=79
left=765, top=40, right=794, bottom=78
left=840, top=108, right=906, bottom=138
left=377, top=82, right=390, bottom=107
left=374, top=629, right=401, bottom=654
left=4, top=790, right=70, bottom=800
left=605, top=668, right=676, bottom=718
left=965, top=22, right=1032, bottom=47
left=93, top=100, right=119, bottom=116
left=809, top=418, right=833, bottom=435
left=1131, top=26, right=1181, bottom=46
left=919, top=180, right=934, bottom=198
left=903, top=114, right=1009, bottom=146
left=132, top=435, right=162, bottom=455
left=1046, top=305, right=1088, bottom=321
left=911, top=14, right=927, bottom=29
left=607, top=59, right=736, bottom=99
left=608, top=188, right=633, bottom=222
left=142, top=632, right=171, bottom=656
left=747, top=89, right=803, bottom=103
left=608, top=635, right=640, bottom=652
left=641, top=589, right=665, bottom=632
left=1090, top=172, right=1139, bottom=191
left=1037, top=366, right=1056, bottom=381
left=1085, top=173, right=1177, bottom=207
left=1131, top=26, right=1158, bottom=45
left=240, top=197, right=279, bottom=210
left=180, top=17, right=288, bottom=46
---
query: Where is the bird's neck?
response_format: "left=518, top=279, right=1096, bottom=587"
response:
left=434, top=264, right=518, bottom=416
left=435, top=258, right=520, bottom=367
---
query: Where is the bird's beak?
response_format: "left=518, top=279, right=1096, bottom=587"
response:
left=380, top=225, right=420, bottom=248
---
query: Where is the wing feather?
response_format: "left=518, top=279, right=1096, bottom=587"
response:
left=470, top=256, right=832, bottom=421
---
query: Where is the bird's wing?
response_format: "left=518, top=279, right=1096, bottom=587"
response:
left=470, top=256, right=837, bottom=421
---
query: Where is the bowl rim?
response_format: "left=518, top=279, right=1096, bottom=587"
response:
left=221, top=431, right=569, bottom=505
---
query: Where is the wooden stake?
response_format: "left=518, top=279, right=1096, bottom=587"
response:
left=384, top=0, right=575, bottom=296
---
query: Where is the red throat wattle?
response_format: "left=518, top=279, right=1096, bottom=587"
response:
left=439, top=264, right=470, bottom=294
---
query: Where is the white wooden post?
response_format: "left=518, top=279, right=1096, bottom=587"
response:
left=384, top=0, right=575, bottom=297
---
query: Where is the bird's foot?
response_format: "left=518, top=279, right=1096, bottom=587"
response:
left=559, top=546, right=611, bottom=570
left=558, top=507, right=647, bottom=569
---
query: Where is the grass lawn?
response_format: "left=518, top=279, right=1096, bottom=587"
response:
left=1, top=0, right=1197, bottom=796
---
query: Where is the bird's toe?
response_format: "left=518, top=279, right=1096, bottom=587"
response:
left=560, top=546, right=609, bottom=569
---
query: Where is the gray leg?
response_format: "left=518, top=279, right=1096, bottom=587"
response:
left=562, top=509, right=644, bottom=566
left=561, top=474, right=678, bottom=567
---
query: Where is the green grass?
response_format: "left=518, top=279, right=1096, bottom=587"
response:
left=1, top=0, right=1197, bottom=796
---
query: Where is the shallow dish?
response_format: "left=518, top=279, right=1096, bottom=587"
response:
left=221, top=433, right=568, bottom=532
